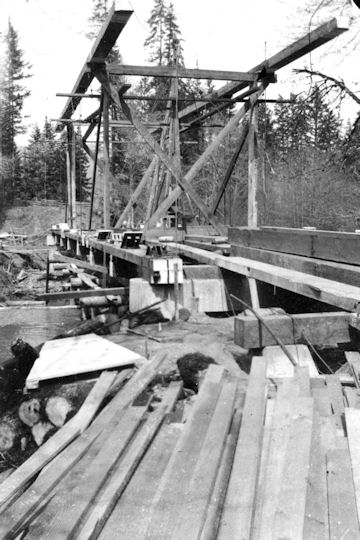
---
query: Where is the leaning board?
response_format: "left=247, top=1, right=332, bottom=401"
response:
left=26, top=333, right=144, bottom=389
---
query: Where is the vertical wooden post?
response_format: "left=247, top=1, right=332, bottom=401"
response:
left=70, top=126, right=76, bottom=228
left=66, top=125, right=76, bottom=228
left=174, top=262, right=179, bottom=321
left=248, top=100, right=259, bottom=228
left=103, top=91, right=111, bottom=228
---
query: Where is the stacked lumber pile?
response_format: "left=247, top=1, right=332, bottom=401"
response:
left=1, top=347, right=360, bottom=539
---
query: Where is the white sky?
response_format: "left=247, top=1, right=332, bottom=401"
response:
left=0, top=0, right=359, bottom=145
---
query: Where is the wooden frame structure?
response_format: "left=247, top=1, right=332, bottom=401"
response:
left=56, top=2, right=346, bottom=231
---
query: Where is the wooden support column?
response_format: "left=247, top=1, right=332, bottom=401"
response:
left=248, top=99, right=259, bottom=228
left=103, top=91, right=111, bottom=228
left=66, top=125, right=76, bottom=228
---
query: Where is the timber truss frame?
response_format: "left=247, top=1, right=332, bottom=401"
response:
left=56, top=1, right=347, bottom=232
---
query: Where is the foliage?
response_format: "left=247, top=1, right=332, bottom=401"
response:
left=0, top=20, right=31, bottom=203
left=20, top=121, right=90, bottom=203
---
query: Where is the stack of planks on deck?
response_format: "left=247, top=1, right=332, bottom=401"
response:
left=1, top=349, right=360, bottom=539
left=217, top=357, right=360, bottom=540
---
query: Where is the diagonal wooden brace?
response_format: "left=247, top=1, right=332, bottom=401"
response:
left=93, top=66, right=227, bottom=235
left=147, top=82, right=268, bottom=229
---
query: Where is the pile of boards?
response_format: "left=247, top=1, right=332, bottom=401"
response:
left=1, top=349, right=360, bottom=539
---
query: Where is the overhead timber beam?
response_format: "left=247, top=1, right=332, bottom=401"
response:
left=177, top=18, right=347, bottom=126
left=102, top=63, right=259, bottom=82
left=56, top=3, right=132, bottom=131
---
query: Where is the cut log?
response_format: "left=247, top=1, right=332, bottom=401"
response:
left=18, top=399, right=41, bottom=427
left=45, top=396, right=72, bottom=428
left=31, top=422, right=56, bottom=446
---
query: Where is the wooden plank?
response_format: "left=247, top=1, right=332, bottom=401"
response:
left=37, top=286, right=128, bottom=301
left=0, top=369, right=133, bottom=538
left=25, top=334, right=143, bottom=389
left=272, top=397, right=314, bottom=540
left=98, top=423, right=181, bottom=540
left=295, top=365, right=311, bottom=397
left=327, top=447, right=360, bottom=540
left=53, top=252, right=107, bottom=275
left=171, top=381, right=237, bottom=539
left=263, top=344, right=319, bottom=378
left=230, top=244, right=360, bottom=287
left=344, top=387, right=360, bottom=408
left=303, top=413, right=336, bottom=540
left=1, top=355, right=168, bottom=532
left=25, top=404, right=149, bottom=539
left=252, top=378, right=298, bottom=540
left=217, top=358, right=267, bottom=539
left=170, top=243, right=360, bottom=312
left=313, top=387, right=333, bottom=417
left=105, top=63, right=257, bottom=81
left=144, top=365, right=224, bottom=539
left=345, top=352, right=360, bottom=388
left=199, top=390, right=246, bottom=540
left=56, top=4, right=132, bottom=128
left=325, top=375, right=345, bottom=433
left=345, top=408, right=360, bottom=524
left=229, top=226, right=360, bottom=266
left=76, top=382, right=183, bottom=540
left=0, top=371, right=117, bottom=511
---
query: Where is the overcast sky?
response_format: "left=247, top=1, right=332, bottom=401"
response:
left=0, top=0, right=358, bottom=145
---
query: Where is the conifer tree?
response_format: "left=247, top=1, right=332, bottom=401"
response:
left=0, top=20, right=31, bottom=203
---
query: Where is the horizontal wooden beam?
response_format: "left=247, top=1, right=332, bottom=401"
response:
left=170, top=243, right=360, bottom=312
left=235, top=311, right=351, bottom=348
left=102, top=63, right=259, bottom=82
left=230, top=245, right=360, bottom=288
left=178, top=18, right=347, bottom=125
left=56, top=4, right=133, bottom=131
left=37, top=287, right=128, bottom=301
left=57, top=92, right=293, bottom=104
left=229, top=227, right=360, bottom=266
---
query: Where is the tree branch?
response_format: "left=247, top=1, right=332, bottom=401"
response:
left=295, top=68, right=360, bottom=106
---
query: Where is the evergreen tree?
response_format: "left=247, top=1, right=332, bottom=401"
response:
left=141, top=1, right=186, bottom=111
left=20, top=121, right=90, bottom=202
left=0, top=20, right=31, bottom=203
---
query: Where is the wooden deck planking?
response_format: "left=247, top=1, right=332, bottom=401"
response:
left=24, top=405, right=149, bottom=539
left=325, top=375, right=345, bottom=433
left=272, top=397, right=314, bottom=540
left=144, top=365, right=225, bottom=540
left=217, top=358, right=267, bottom=540
left=346, top=408, right=360, bottom=525
left=171, top=381, right=237, bottom=540
left=327, top=446, right=360, bottom=540
left=98, top=423, right=182, bottom=540
left=199, top=390, right=246, bottom=540
left=76, top=383, right=182, bottom=540
left=252, top=378, right=299, bottom=540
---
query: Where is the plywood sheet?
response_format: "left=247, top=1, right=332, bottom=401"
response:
left=26, top=334, right=144, bottom=389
